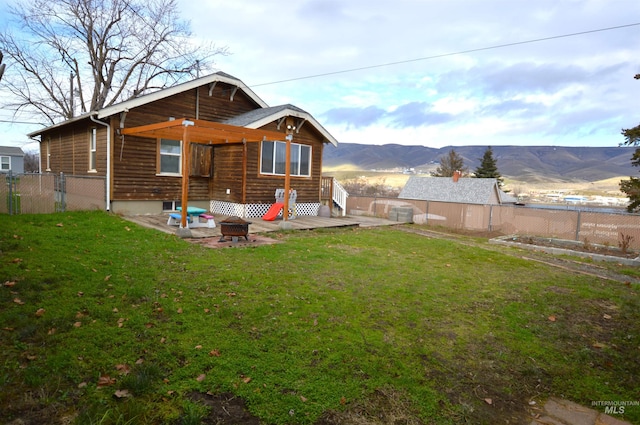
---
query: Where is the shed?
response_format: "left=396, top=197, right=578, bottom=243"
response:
left=399, top=175, right=517, bottom=205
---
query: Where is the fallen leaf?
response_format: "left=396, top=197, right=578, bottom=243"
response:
left=97, top=375, right=115, bottom=387
left=603, top=314, right=612, bottom=320
left=47, top=328, right=56, bottom=335
left=56, top=223, right=63, bottom=227
left=35, top=308, right=45, bottom=317
left=115, top=364, right=131, bottom=375
left=73, top=322, right=82, bottom=328
left=77, top=291, right=84, bottom=297
left=204, top=308, right=211, bottom=313
left=11, top=258, right=22, bottom=263
left=226, top=292, right=236, bottom=297
left=3, top=281, right=16, bottom=287
left=209, top=349, right=221, bottom=357
left=114, top=389, right=131, bottom=398
left=484, top=398, right=493, bottom=405
left=160, top=337, right=166, bottom=344
left=177, top=308, right=183, bottom=314
left=196, top=374, right=206, bottom=382
left=2, top=327, right=15, bottom=331
left=340, top=396, right=347, bottom=405
left=593, top=342, right=607, bottom=349
left=124, top=226, right=131, bottom=231
left=300, top=395, right=308, bottom=402
left=195, top=345, right=202, bottom=349
left=78, top=382, right=88, bottom=388
left=13, top=298, right=24, bottom=305
left=104, top=275, right=111, bottom=281
left=548, top=315, right=556, bottom=322
left=242, top=376, right=252, bottom=384
left=135, top=358, right=144, bottom=365
left=112, top=308, right=119, bottom=313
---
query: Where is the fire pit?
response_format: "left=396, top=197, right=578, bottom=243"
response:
left=219, top=216, right=251, bottom=242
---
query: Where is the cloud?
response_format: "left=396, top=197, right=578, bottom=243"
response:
left=322, top=106, right=386, bottom=129
left=388, top=102, right=454, bottom=128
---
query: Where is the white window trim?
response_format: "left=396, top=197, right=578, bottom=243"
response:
left=260, top=141, right=311, bottom=177
left=89, top=127, right=97, bottom=172
left=158, top=139, right=182, bottom=176
left=0, top=156, right=10, bottom=172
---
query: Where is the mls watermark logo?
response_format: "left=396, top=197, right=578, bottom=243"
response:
left=592, top=400, right=639, bottom=415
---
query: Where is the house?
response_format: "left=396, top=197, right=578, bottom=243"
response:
left=399, top=173, right=517, bottom=205
left=28, top=72, right=338, bottom=219
left=0, top=146, right=25, bottom=174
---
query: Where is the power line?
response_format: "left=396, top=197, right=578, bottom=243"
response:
left=250, top=22, right=640, bottom=88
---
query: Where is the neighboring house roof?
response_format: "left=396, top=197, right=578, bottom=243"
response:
left=224, top=104, right=338, bottom=146
left=399, top=176, right=517, bottom=205
left=27, top=72, right=338, bottom=146
left=0, top=146, right=25, bottom=156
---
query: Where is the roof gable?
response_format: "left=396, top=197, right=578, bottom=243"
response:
left=399, top=176, right=515, bottom=204
left=97, top=72, right=267, bottom=119
left=224, top=104, right=338, bottom=146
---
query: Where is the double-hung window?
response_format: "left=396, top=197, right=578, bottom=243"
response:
left=0, top=156, right=10, bottom=172
left=260, top=141, right=311, bottom=177
left=89, top=127, right=97, bottom=171
left=159, top=139, right=182, bottom=175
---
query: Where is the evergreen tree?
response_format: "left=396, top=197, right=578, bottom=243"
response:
left=473, top=146, right=504, bottom=187
left=432, top=149, right=468, bottom=177
left=619, top=124, right=640, bottom=211
left=619, top=74, right=640, bottom=212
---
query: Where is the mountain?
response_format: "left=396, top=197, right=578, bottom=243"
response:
left=322, top=143, right=638, bottom=182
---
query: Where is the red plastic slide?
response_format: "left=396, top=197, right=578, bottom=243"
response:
left=262, top=203, right=284, bottom=221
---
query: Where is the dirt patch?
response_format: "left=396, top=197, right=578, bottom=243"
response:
left=186, top=234, right=281, bottom=249
left=315, top=387, right=425, bottom=425
left=510, top=236, right=638, bottom=259
left=188, top=392, right=261, bottom=424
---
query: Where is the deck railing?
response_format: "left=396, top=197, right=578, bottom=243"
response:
left=321, top=176, right=349, bottom=216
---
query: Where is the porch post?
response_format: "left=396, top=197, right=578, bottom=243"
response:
left=283, top=134, right=292, bottom=222
left=180, top=120, right=194, bottom=230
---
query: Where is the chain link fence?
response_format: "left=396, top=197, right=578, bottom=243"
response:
left=347, top=195, right=640, bottom=250
left=0, top=171, right=106, bottom=214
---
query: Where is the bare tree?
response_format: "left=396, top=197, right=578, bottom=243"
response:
left=0, top=0, right=228, bottom=125
left=432, top=149, right=468, bottom=177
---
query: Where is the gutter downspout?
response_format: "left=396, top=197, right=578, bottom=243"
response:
left=90, top=113, right=111, bottom=211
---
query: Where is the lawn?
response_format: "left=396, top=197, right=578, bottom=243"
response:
left=1, top=211, right=639, bottom=424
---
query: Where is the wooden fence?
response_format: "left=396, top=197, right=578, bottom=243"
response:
left=347, top=196, right=640, bottom=250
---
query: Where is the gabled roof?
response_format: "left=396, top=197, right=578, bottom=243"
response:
left=224, top=104, right=338, bottom=146
left=399, top=176, right=517, bottom=205
left=0, top=146, right=25, bottom=156
left=27, top=73, right=339, bottom=146
left=97, top=71, right=268, bottom=119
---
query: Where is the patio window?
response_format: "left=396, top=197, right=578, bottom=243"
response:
left=158, top=139, right=182, bottom=175
left=89, top=127, right=97, bottom=171
left=0, top=156, right=10, bottom=171
left=260, top=141, right=311, bottom=177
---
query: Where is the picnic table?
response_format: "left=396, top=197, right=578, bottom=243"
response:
left=172, top=206, right=215, bottom=228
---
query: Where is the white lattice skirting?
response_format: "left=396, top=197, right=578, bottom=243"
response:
left=210, top=200, right=320, bottom=218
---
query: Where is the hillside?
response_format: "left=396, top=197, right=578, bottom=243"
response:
left=323, top=144, right=637, bottom=183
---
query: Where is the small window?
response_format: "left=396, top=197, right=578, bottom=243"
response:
left=159, top=139, right=182, bottom=175
left=0, top=156, right=10, bottom=172
left=89, top=127, right=97, bottom=171
left=162, top=200, right=182, bottom=212
left=260, top=141, right=311, bottom=177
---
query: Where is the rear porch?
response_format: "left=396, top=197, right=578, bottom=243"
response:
left=125, top=213, right=398, bottom=240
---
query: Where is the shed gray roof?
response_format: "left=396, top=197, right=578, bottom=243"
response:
left=0, top=146, right=25, bottom=156
left=399, top=176, right=516, bottom=205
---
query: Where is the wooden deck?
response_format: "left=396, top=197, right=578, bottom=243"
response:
left=125, top=213, right=400, bottom=239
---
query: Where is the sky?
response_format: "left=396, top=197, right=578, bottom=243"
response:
left=1, top=0, right=639, bottom=151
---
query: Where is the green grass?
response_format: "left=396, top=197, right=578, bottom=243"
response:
left=1, top=211, right=639, bottom=424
